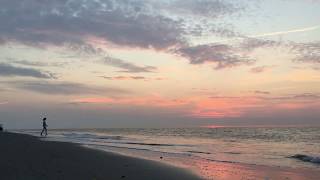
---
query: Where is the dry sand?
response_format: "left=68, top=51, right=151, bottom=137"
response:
left=0, top=132, right=202, bottom=180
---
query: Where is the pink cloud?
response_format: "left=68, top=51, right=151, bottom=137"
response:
left=69, top=93, right=320, bottom=119
left=70, top=96, right=189, bottom=107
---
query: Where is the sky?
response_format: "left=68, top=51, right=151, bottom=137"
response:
left=0, top=0, right=320, bottom=129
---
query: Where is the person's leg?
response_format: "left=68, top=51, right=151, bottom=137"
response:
left=44, top=128, right=47, bottom=136
left=41, top=128, right=44, bottom=136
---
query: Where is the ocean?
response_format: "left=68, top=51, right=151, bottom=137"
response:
left=17, top=127, right=320, bottom=179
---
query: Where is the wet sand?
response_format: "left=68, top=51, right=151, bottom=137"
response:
left=195, top=159, right=320, bottom=180
left=0, top=132, right=201, bottom=180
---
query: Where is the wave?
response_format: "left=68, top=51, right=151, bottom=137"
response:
left=61, top=132, right=123, bottom=140
left=289, top=154, right=320, bottom=164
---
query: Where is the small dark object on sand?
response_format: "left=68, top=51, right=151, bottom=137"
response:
left=160, top=156, right=163, bottom=159
left=0, top=124, right=3, bottom=132
left=121, top=175, right=126, bottom=178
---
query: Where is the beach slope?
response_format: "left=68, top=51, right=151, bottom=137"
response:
left=0, top=132, right=201, bottom=180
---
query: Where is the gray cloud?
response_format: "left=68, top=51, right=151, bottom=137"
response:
left=175, top=44, right=253, bottom=69
left=99, top=75, right=166, bottom=81
left=254, top=90, right=270, bottom=95
left=292, top=93, right=320, bottom=99
left=103, top=57, right=156, bottom=73
left=7, top=81, right=129, bottom=95
left=209, top=93, right=320, bottom=101
left=0, top=63, right=54, bottom=79
left=238, top=39, right=320, bottom=68
left=0, top=0, right=250, bottom=50
left=249, top=65, right=274, bottom=73
left=256, top=93, right=320, bottom=101
left=0, top=0, right=186, bottom=49
left=239, top=38, right=280, bottom=51
left=167, top=0, right=243, bottom=19
left=0, top=0, right=259, bottom=70
left=4, top=0, right=308, bottom=71
left=7, top=59, right=67, bottom=67
left=290, top=42, right=320, bottom=64
left=100, top=76, right=146, bottom=80
left=172, top=37, right=283, bottom=69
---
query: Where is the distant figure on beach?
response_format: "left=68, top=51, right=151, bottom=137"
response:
left=0, top=124, right=3, bottom=132
left=41, top=118, right=48, bottom=136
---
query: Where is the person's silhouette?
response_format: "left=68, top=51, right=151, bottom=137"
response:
left=41, top=117, right=48, bottom=136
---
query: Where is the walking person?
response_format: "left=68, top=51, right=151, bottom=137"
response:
left=41, top=117, right=48, bottom=136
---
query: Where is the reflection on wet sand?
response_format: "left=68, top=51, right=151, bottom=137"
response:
left=195, top=159, right=320, bottom=180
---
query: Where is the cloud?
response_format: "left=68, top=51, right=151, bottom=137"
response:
left=103, top=56, right=157, bottom=73
left=69, top=96, right=189, bottom=107
left=0, top=0, right=251, bottom=51
left=167, top=0, right=246, bottom=38
left=0, top=63, right=54, bottom=79
left=254, top=90, right=270, bottom=95
left=7, top=81, right=130, bottom=95
left=168, top=0, right=243, bottom=18
left=67, top=92, right=320, bottom=119
left=0, top=0, right=259, bottom=71
left=100, top=75, right=166, bottom=81
left=249, top=65, right=274, bottom=73
left=0, top=0, right=186, bottom=49
left=175, top=44, right=253, bottom=69
left=208, top=25, right=319, bottom=44
left=3, top=0, right=318, bottom=71
left=238, top=38, right=320, bottom=67
left=290, top=42, right=320, bottom=64
left=7, top=59, right=67, bottom=67
left=193, top=93, right=320, bottom=118
left=292, top=93, right=320, bottom=99
left=239, top=38, right=279, bottom=51
left=100, top=76, right=146, bottom=80
left=261, top=93, right=320, bottom=101
left=173, top=37, right=280, bottom=69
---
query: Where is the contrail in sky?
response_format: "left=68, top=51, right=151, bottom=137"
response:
left=250, top=25, right=320, bottom=38
left=205, top=25, right=320, bottom=44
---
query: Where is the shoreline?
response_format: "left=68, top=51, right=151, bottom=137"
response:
left=0, top=132, right=202, bottom=180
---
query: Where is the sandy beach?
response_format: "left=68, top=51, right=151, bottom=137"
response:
left=0, top=132, right=202, bottom=180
